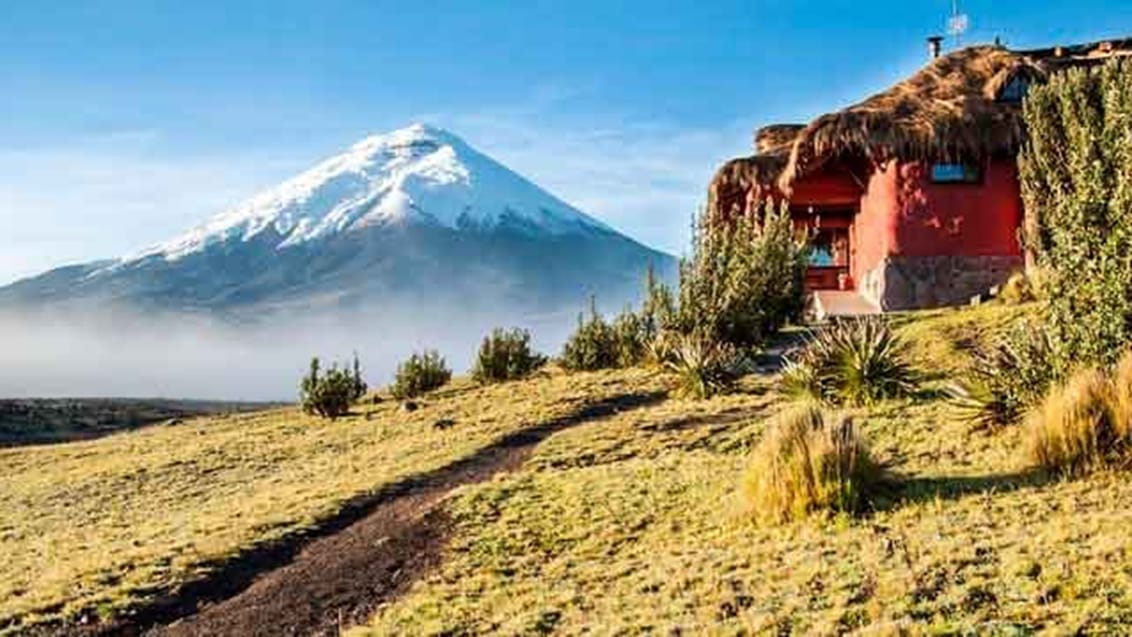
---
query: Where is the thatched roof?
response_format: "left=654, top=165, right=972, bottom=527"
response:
left=755, top=124, right=804, bottom=153
left=709, top=36, right=1132, bottom=216
left=708, top=151, right=790, bottom=218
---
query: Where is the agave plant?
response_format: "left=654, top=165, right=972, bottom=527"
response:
left=663, top=329, right=743, bottom=399
left=780, top=318, right=917, bottom=406
left=950, top=320, right=1063, bottom=428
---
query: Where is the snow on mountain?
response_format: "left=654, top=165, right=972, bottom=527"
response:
left=129, top=123, right=611, bottom=263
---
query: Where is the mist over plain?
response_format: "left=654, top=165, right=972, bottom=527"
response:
left=0, top=303, right=586, bottom=401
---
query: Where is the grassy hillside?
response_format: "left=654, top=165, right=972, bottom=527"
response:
left=0, top=369, right=663, bottom=633
left=6, top=302, right=1132, bottom=634
left=358, top=303, right=1132, bottom=634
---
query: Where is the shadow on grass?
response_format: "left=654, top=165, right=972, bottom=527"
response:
left=874, top=469, right=1050, bottom=512
left=76, top=389, right=668, bottom=637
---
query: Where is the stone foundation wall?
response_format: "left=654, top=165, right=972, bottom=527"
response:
left=858, top=255, right=1023, bottom=311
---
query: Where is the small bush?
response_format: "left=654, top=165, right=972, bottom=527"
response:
left=611, top=310, right=649, bottom=368
left=741, top=404, right=883, bottom=524
left=950, top=320, right=1063, bottom=428
left=663, top=329, right=743, bottom=400
left=560, top=300, right=620, bottom=372
left=349, top=353, right=368, bottom=401
left=471, top=328, right=547, bottom=384
left=1025, top=351, right=1132, bottom=476
left=389, top=350, right=452, bottom=400
left=999, top=271, right=1036, bottom=305
left=781, top=318, right=916, bottom=406
left=300, top=358, right=356, bottom=419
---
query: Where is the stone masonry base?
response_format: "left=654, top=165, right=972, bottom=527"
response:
left=859, top=255, right=1023, bottom=311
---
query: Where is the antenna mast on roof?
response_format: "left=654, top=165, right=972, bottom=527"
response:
left=948, top=0, right=969, bottom=48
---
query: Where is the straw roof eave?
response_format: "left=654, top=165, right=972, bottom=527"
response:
left=710, top=37, right=1132, bottom=214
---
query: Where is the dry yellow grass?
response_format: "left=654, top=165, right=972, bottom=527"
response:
left=12, top=302, right=1132, bottom=634
left=740, top=403, right=881, bottom=524
left=354, top=304, right=1132, bottom=634
left=0, top=367, right=665, bottom=633
left=355, top=380, right=1132, bottom=634
left=1025, top=350, right=1132, bottom=476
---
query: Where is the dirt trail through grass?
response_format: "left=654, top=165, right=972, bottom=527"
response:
left=98, top=391, right=665, bottom=637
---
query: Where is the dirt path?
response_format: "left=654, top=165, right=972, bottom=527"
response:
left=91, top=390, right=664, bottom=637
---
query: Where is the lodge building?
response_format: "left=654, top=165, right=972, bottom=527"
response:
left=708, top=37, right=1132, bottom=312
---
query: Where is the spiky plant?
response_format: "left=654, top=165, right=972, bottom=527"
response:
left=780, top=318, right=916, bottom=407
left=949, top=320, right=1063, bottom=429
left=663, top=329, right=742, bottom=400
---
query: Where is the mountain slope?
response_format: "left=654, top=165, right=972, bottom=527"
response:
left=0, top=124, right=673, bottom=318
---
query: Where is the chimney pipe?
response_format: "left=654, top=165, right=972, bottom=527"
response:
left=927, top=36, right=944, bottom=59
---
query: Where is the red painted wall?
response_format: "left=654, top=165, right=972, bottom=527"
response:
left=851, top=162, right=899, bottom=286
left=891, top=159, right=1023, bottom=257
left=787, top=158, right=1022, bottom=297
left=842, top=158, right=1022, bottom=283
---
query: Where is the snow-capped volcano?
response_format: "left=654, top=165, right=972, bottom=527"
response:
left=131, top=124, right=610, bottom=263
left=0, top=124, right=674, bottom=320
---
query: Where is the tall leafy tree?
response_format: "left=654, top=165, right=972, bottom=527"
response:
left=1019, top=59, right=1132, bottom=366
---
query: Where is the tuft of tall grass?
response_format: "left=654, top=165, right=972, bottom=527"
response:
left=741, top=403, right=883, bottom=524
left=999, top=270, right=1037, bottom=305
left=781, top=318, right=916, bottom=406
left=1025, top=350, right=1132, bottom=476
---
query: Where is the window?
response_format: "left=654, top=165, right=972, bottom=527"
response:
left=931, top=163, right=983, bottom=184
left=998, top=76, right=1031, bottom=103
left=808, top=228, right=849, bottom=267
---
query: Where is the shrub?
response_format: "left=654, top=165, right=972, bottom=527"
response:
left=389, top=350, right=452, bottom=400
left=741, top=404, right=883, bottom=524
left=950, top=320, right=1064, bottom=429
left=471, top=328, right=547, bottom=384
left=349, top=353, right=368, bottom=401
left=560, top=265, right=671, bottom=373
left=611, top=309, right=649, bottom=368
left=1020, top=59, right=1132, bottom=367
left=781, top=318, right=917, bottom=406
left=663, top=329, right=743, bottom=400
left=300, top=358, right=356, bottom=419
left=641, top=201, right=806, bottom=399
left=664, top=201, right=808, bottom=352
left=560, top=299, right=620, bottom=372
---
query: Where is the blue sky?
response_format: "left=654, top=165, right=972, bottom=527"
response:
left=2, top=1, right=1131, bottom=284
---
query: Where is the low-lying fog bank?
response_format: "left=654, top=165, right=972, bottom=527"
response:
left=0, top=304, right=588, bottom=401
